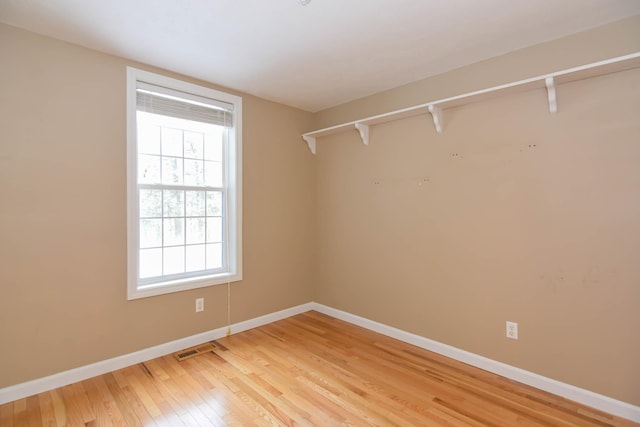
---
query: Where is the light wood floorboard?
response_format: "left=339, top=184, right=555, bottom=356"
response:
left=1, top=311, right=637, bottom=426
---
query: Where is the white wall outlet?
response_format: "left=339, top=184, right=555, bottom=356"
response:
left=195, top=297, right=204, bottom=313
left=506, top=321, right=518, bottom=340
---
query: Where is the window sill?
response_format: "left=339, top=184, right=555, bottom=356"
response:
left=127, top=272, right=242, bottom=300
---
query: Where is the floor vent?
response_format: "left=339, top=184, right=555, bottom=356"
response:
left=174, top=342, right=217, bottom=361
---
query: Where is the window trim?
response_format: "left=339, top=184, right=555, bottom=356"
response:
left=126, top=67, right=242, bottom=300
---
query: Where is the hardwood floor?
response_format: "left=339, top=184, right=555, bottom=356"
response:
left=1, top=311, right=637, bottom=426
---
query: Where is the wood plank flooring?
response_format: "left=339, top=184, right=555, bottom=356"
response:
left=1, top=311, right=637, bottom=426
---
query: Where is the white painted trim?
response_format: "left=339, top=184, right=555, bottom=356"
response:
left=309, top=303, right=640, bottom=423
left=229, top=302, right=314, bottom=335
left=0, top=302, right=313, bottom=405
left=2, top=301, right=638, bottom=423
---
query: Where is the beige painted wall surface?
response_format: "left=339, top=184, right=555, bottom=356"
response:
left=1, top=14, right=638, bottom=410
left=0, top=23, right=315, bottom=388
left=312, top=14, right=640, bottom=130
left=314, top=67, right=640, bottom=405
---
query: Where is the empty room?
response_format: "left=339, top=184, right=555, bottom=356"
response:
left=1, top=0, right=639, bottom=425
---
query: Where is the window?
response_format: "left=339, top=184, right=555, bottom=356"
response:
left=126, top=67, right=242, bottom=299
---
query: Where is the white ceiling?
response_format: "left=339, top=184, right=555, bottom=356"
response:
left=1, top=0, right=639, bottom=112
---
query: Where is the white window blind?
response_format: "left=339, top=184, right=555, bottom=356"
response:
left=136, top=82, right=233, bottom=127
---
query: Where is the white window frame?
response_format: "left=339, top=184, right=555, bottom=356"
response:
left=126, top=67, right=242, bottom=300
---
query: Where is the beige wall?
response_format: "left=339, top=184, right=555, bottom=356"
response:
left=1, top=15, right=639, bottom=408
left=0, top=23, right=315, bottom=388
left=313, top=28, right=640, bottom=406
left=314, top=16, right=640, bottom=405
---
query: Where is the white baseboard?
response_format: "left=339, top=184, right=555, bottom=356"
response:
left=310, top=302, right=640, bottom=423
left=2, top=301, right=638, bottom=423
left=0, top=302, right=314, bottom=405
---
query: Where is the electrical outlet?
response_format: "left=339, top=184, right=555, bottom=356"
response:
left=195, top=298, right=204, bottom=313
left=506, top=321, right=518, bottom=340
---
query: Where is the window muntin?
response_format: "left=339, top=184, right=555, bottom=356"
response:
left=127, top=68, right=242, bottom=299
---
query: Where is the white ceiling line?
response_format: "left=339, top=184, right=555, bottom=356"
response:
left=1, top=0, right=638, bottom=111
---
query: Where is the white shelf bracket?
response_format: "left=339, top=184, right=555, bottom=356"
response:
left=545, top=77, right=557, bottom=113
left=428, top=105, right=443, bottom=133
left=302, top=135, right=316, bottom=155
left=355, top=123, right=370, bottom=146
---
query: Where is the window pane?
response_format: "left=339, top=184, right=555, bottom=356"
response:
left=206, top=243, right=222, bottom=269
left=186, top=244, right=206, bottom=272
left=184, top=159, right=204, bottom=186
left=164, top=218, right=184, bottom=246
left=140, top=219, right=162, bottom=248
left=161, top=127, right=183, bottom=157
left=204, top=128, right=223, bottom=161
left=139, top=248, right=162, bottom=278
left=163, top=246, right=185, bottom=275
left=163, top=190, right=184, bottom=217
left=206, top=191, right=222, bottom=216
left=140, top=189, right=162, bottom=217
left=162, top=157, right=183, bottom=185
left=206, top=217, right=222, bottom=243
left=137, top=121, right=160, bottom=155
left=204, top=161, right=222, bottom=187
left=186, top=218, right=205, bottom=244
left=186, top=191, right=205, bottom=216
left=139, top=155, right=161, bottom=184
left=184, top=131, right=204, bottom=159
